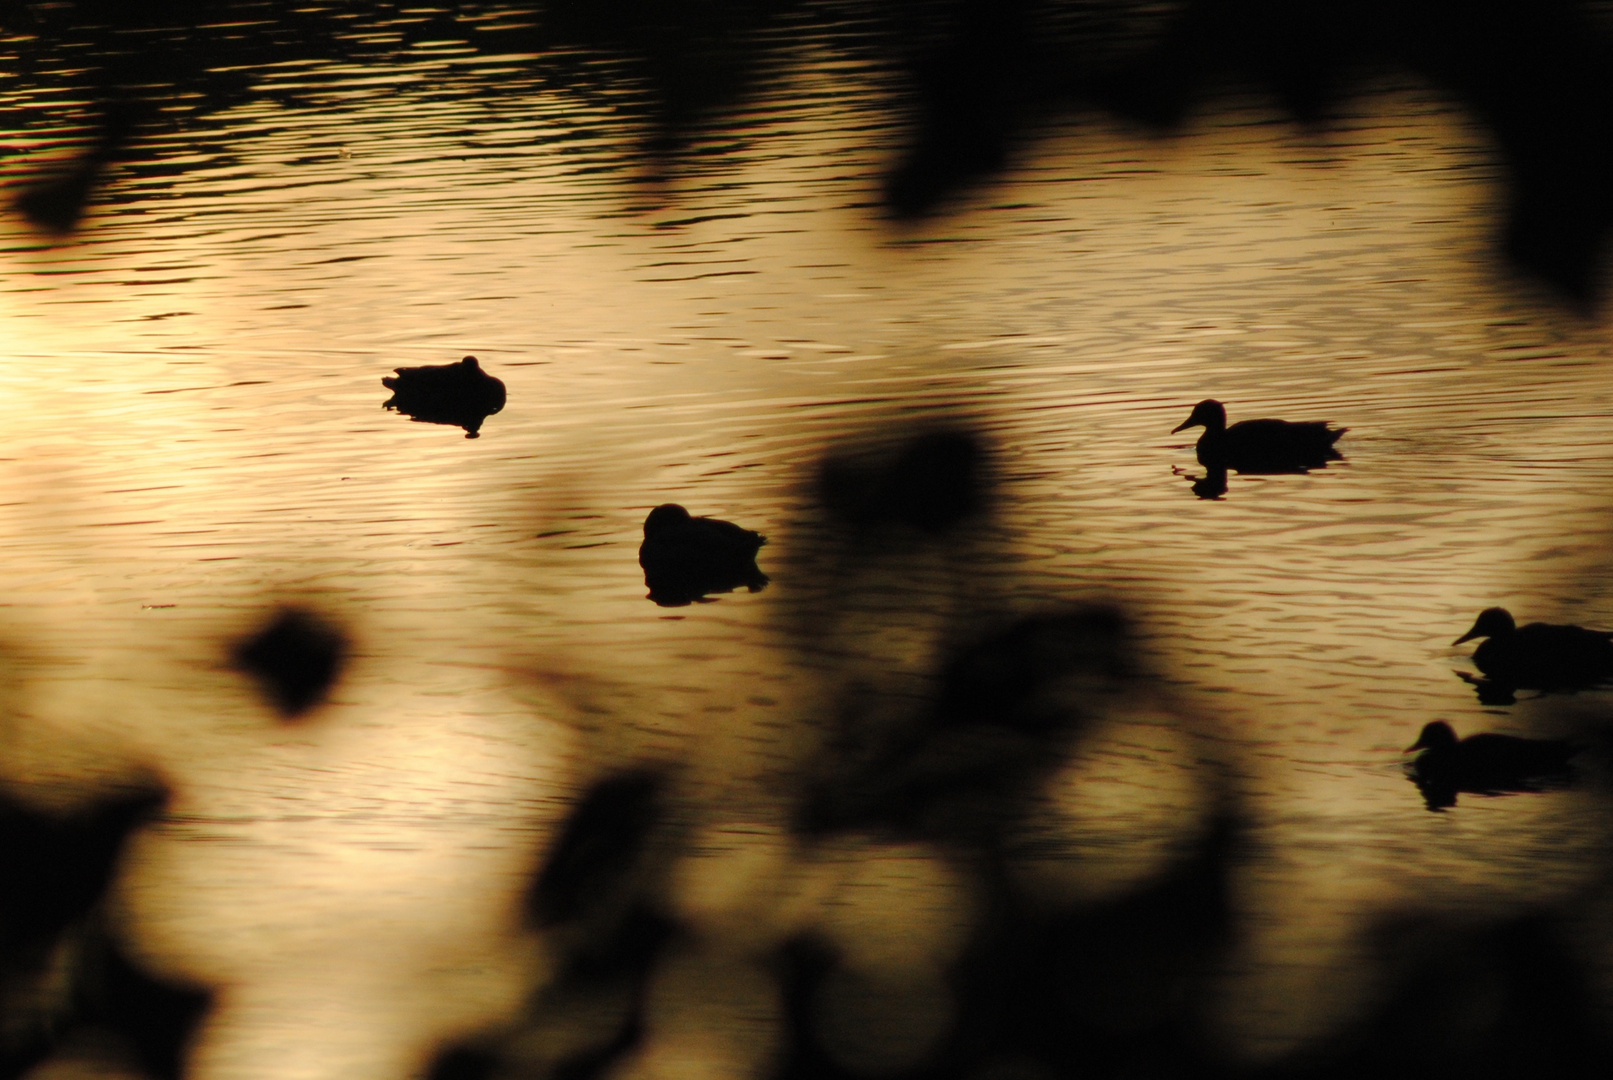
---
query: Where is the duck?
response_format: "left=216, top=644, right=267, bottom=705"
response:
left=1171, top=399, right=1345, bottom=473
left=1453, top=607, right=1613, bottom=691
left=382, top=355, right=506, bottom=438
left=638, top=504, right=768, bottom=607
left=1403, top=720, right=1576, bottom=810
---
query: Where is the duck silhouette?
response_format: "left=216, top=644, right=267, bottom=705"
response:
left=1453, top=607, right=1613, bottom=702
left=1404, top=720, right=1577, bottom=811
left=638, top=504, right=768, bottom=607
left=1171, top=399, right=1346, bottom=473
left=382, top=355, right=506, bottom=438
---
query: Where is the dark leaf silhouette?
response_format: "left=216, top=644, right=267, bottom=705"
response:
left=818, top=429, right=986, bottom=535
left=231, top=607, right=348, bottom=720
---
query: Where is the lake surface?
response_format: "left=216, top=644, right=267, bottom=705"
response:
left=4, top=7, right=1613, bottom=1079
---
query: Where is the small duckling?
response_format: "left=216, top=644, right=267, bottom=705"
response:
left=1171, top=399, right=1345, bottom=473
left=1453, top=607, right=1613, bottom=692
left=638, top=504, right=767, bottom=607
left=1404, top=720, right=1576, bottom=810
left=382, top=355, right=506, bottom=438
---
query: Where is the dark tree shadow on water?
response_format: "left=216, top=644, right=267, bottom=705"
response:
left=230, top=606, right=349, bottom=722
left=424, top=422, right=1247, bottom=1080
left=7, top=0, right=1613, bottom=302
left=1268, top=913, right=1608, bottom=1080
left=0, top=790, right=210, bottom=1080
left=8, top=2, right=1613, bottom=1076
left=410, top=417, right=1613, bottom=1080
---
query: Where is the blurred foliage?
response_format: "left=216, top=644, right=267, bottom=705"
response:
left=3, top=0, right=1613, bottom=297
left=5, top=3, right=1613, bottom=1079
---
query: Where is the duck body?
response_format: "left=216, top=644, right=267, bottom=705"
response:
left=382, top=355, right=506, bottom=438
left=1404, top=720, right=1576, bottom=810
left=1172, top=399, right=1345, bottom=473
left=1454, top=607, right=1613, bottom=691
left=638, top=504, right=768, bottom=607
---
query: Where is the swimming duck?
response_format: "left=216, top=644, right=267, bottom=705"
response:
left=1453, top=607, right=1613, bottom=692
left=1404, top=720, right=1576, bottom=810
left=382, top=355, right=506, bottom=438
left=638, top=504, right=768, bottom=607
left=1171, top=399, right=1345, bottom=472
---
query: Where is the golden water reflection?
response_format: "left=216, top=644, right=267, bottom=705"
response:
left=3, top=33, right=1613, bottom=1080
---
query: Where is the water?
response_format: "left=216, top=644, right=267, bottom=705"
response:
left=4, top=6, right=1613, bottom=1078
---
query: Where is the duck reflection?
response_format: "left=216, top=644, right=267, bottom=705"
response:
left=381, top=356, right=506, bottom=438
left=1453, top=607, right=1613, bottom=705
left=638, top=504, right=768, bottom=607
left=1403, top=720, right=1577, bottom=811
left=1175, top=463, right=1228, bottom=500
left=1171, top=399, right=1345, bottom=497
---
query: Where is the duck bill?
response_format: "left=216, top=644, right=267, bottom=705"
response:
left=1404, top=737, right=1427, bottom=752
left=1171, top=420, right=1196, bottom=434
left=1452, top=629, right=1480, bottom=646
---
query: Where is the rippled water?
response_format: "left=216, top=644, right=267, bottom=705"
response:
left=5, top=7, right=1613, bottom=1079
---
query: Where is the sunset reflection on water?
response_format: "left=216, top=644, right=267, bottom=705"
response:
left=4, top=10, right=1613, bottom=1079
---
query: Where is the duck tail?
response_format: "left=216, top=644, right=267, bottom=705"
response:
left=1551, top=716, right=1613, bottom=779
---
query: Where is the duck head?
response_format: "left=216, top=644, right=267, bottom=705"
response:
left=1406, top=720, right=1458, bottom=753
left=644, top=503, right=692, bottom=537
left=1454, top=607, right=1515, bottom=646
left=1171, top=399, right=1227, bottom=435
left=461, top=356, right=481, bottom=369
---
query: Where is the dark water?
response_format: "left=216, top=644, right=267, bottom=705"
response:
left=5, top=4, right=1613, bottom=1079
